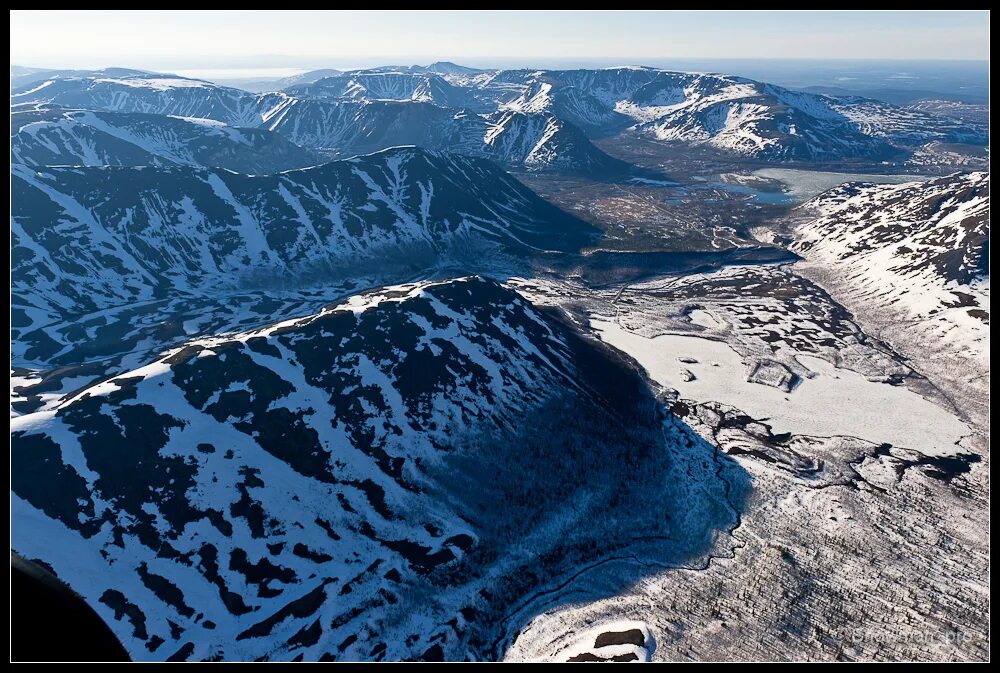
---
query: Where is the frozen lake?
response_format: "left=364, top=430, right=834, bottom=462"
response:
left=752, top=168, right=929, bottom=203
left=696, top=169, right=931, bottom=205
left=592, top=317, right=970, bottom=456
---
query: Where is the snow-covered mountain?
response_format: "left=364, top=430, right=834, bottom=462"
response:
left=481, top=110, right=631, bottom=174
left=13, top=67, right=983, bottom=165
left=791, top=172, right=989, bottom=412
left=10, top=73, right=265, bottom=126
left=11, top=275, right=734, bottom=661
left=234, top=69, right=346, bottom=94
left=793, top=171, right=989, bottom=319
left=280, top=65, right=489, bottom=99
left=486, top=68, right=989, bottom=158
left=905, top=99, right=990, bottom=126
left=259, top=98, right=631, bottom=174
left=10, top=67, right=154, bottom=91
left=11, top=105, right=318, bottom=172
left=829, top=96, right=989, bottom=146
left=501, top=69, right=988, bottom=159
left=284, top=72, right=477, bottom=110
left=10, top=58, right=989, bottom=664
left=10, top=72, right=630, bottom=174
left=257, top=98, right=482, bottom=154
left=420, top=61, right=488, bottom=77
left=11, top=147, right=598, bottom=334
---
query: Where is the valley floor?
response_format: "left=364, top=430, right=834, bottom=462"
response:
left=504, top=259, right=988, bottom=661
left=497, top=161, right=988, bottom=661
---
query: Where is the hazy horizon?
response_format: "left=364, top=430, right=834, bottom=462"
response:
left=11, top=10, right=990, bottom=76
left=10, top=57, right=991, bottom=79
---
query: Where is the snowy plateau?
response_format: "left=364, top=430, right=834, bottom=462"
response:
left=9, top=62, right=990, bottom=662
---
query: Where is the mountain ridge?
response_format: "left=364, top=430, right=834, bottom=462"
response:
left=11, top=104, right=319, bottom=172
left=12, top=66, right=986, bottom=166
left=11, top=275, right=739, bottom=661
left=11, top=146, right=598, bottom=335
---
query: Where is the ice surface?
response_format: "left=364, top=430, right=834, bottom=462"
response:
left=592, top=317, right=971, bottom=455
left=754, top=168, right=929, bottom=203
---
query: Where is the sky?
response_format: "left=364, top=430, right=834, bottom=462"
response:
left=10, top=10, right=990, bottom=78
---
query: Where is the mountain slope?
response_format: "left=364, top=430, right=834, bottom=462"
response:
left=258, top=98, right=487, bottom=155
left=511, top=71, right=895, bottom=159
left=10, top=73, right=264, bottom=126
left=791, top=171, right=989, bottom=422
left=284, top=71, right=477, bottom=110
left=11, top=276, right=736, bottom=661
left=830, top=96, right=990, bottom=145
left=11, top=147, right=598, bottom=332
left=793, top=171, right=988, bottom=323
left=236, top=69, right=346, bottom=94
left=9, top=67, right=154, bottom=91
left=259, top=98, right=631, bottom=174
left=11, top=105, right=318, bottom=172
left=421, top=61, right=487, bottom=77
left=499, top=69, right=988, bottom=159
left=482, top=110, right=631, bottom=175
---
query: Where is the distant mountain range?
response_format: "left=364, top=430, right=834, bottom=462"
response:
left=10, top=66, right=157, bottom=90
left=10, top=65, right=988, bottom=171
